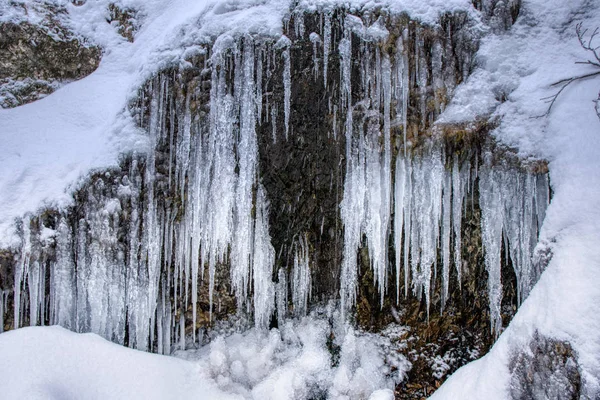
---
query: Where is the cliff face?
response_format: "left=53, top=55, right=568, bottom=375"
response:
left=0, top=0, right=575, bottom=398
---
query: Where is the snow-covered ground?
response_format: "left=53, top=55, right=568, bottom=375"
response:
left=0, top=311, right=407, bottom=400
left=0, top=325, right=239, bottom=400
left=432, top=0, right=600, bottom=398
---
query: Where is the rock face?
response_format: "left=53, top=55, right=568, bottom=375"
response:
left=0, top=3, right=100, bottom=108
left=510, top=333, right=581, bottom=400
left=0, top=1, right=575, bottom=398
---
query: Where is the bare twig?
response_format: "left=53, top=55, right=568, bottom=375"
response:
left=576, top=22, right=600, bottom=64
left=535, top=24, right=600, bottom=117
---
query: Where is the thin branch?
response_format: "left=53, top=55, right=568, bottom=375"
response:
left=576, top=22, right=600, bottom=64
left=534, top=24, right=600, bottom=118
left=534, top=71, right=600, bottom=118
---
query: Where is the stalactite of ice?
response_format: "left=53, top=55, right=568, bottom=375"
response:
left=394, top=155, right=406, bottom=302
left=309, top=32, right=321, bottom=80
left=51, top=219, right=75, bottom=329
left=339, top=28, right=359, bottom=317
left=410, top=144, right=444, bottom=313
left=323, top=11, right=331, bottom=88
left=479, top=166, right=505, bottom=335
left=14, top=217, right=31, bottom=329
left=291, top=235, right=311, bottom=316
left=276, top=268, right=288, bottom=327
left=252, top=185, right=276, bottom=329
left=415, top=27, right=428, bottom=129
left=452, top=156, right=469, bottom=286
left=441, top=171, right=452, bottom=309
left=395, top=32, right=409, bottom=154
left=271, top=104, right=278, bottom=143
left=340, top=26, right=393, bottom=314
left=256, top=44, right=264, bottom=123
left=231, top=36, right=258, bottom=312
left=283, top=47, right=291, bottom=140
left=478, top=156, right=549, bottom=334
left=431, top=39, right=444, bottom=115
left=0, top=290, right=8, bottom=333
left=294, top=11, right=305, bottom=38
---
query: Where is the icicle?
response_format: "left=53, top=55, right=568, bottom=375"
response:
left=395, top=31, right=409, bottom=154
left=14, top=217, right=31, bottom=329
left=256, top=44, right=263, bottom=123
left=271, top=105, right=278, bottom=143
left=452, top=156, right=468, bottom=286
left=292, top=235, right=311, bottom=316
left=294, top=11, right=305, bottom=38
left=276, top=268, right=288, bottom=327
left=441, top=171, right=452, bottom=309
left=403, top=156, right=412, bottom=298
left=51, top=219, right=75, bottom=329
left=479, top=165, right=504, bottom=336
left=338, top=28, right=359, bottom=316
left=0, top=291, right=7, bottom=333
left=252, top=186, right=275, bottom=329
left=394, top=154, right=406, bottom=302
left=323, top=11, right=331, bottom=88
left=179, top=314, right=186, bottom=350
left=309, top=32, right=321, bottom=80
left=282, top=43, right=291, bottom=140
left=340, top=33, right=394, bottom=314
left=431, top=38, right=444, bottom=116
left=415, top=27, right=428, bottom=129
left=231, top=35, right=258, bottom=312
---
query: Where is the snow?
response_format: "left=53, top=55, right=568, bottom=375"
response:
left=433, top=0, right=600, bottom=397
left=175, top=309, right=409, bottom=400
left=0, top=325, right=238, bottom=400
left=0, top=312, right=409, bottom=400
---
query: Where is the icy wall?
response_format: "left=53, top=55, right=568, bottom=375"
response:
left=1, top=2, right=548, bottom=363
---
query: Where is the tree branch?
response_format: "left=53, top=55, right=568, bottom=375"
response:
left=535, top=24, right=600, bottom=118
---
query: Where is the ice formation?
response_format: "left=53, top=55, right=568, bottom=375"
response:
left=333, top=13, right=549, bottom=332
left=8, top=6, right=551, bottom=350
left=11, top=36, right=282, bottom=350
left=478, top=155, right=549, bottom=335
left=291, top=235, right=312, bottom=317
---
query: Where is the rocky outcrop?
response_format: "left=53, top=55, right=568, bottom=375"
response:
left=0, top=2, right=100, bottom=108
left=510, top=333, right=581, bottom=400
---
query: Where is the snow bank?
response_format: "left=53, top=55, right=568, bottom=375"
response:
left=0, top=312, right=410, bottom=400
left=0, top=325, right=238, bottom=400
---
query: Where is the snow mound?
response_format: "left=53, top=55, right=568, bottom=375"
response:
left=0, top=325, right=238, bottom=400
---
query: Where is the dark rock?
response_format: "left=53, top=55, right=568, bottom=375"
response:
left=510, top=333, right=581, bottom=400
left=0, top=4, right=101, bottom=108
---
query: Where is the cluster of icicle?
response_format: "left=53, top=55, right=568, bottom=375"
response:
left=11, top=35, right=311, bottom=352
left=332, top=13, right=550, bottom=333
left=343, top=139, right=548, bottom=333
left=9, top=8, right=549, bottom=349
